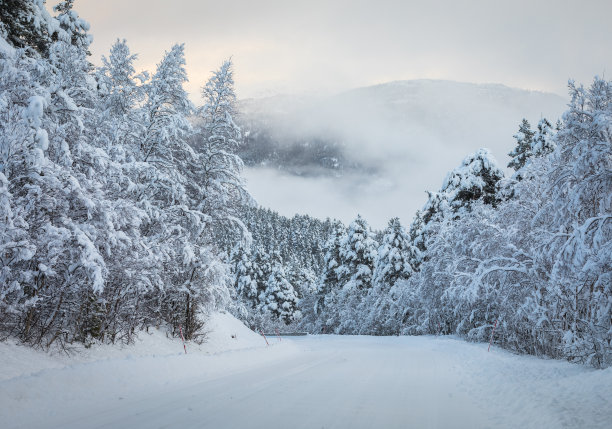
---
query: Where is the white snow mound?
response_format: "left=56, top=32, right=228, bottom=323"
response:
left=0, top=310, right=267, bottom=381
left=202, top=310, right=266, bottom=353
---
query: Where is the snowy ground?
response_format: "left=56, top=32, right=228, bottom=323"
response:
left=1, top=315, right=610, bottom=429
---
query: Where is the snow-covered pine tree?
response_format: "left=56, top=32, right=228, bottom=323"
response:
left=531, top=117, right=555, bottom=158
left=399, top=149, right=505, bottom=335
left=508, top=118, right=535, bottom=175
left=253, top=245, right=272, bottom=304
left=52, top=0, right=92, bottom=54
left=97, top=39, right=146, bottom=114
left=315, top=222, right=344, bottom=309
left=506, top=117, right=556, bottom=183
left=232, top=243, right=259, bottom=308
left=411, top=148, right=504, bottom=273
left=289, top=262, right=318, bottom=329
left=443, top=148, right=504, bottom=215
left=364, top=217, right=414, bottom=334
left=141, top=43, right=192, bottom=163
left=0, top=0, right=58, bottom=56
left=196, top=59, right=249, bottom=236
left=310, top=221, right=345, bottom=332
left=263, top=252, right=300, bottom=324
left=372, top=217, right=413, bottom=289
left=334, top=215, right=378, bottom=333
left=407, top=209, right=425, bottom=271
left=338, top=215, right=378, bottom=290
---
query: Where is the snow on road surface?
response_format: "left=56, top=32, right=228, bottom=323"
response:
left=1, top=322, right=611, bottom=429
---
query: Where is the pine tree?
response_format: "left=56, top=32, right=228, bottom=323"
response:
left=97, top=39, right=146, bottom=118
left=531, top=117, right=555, bottom=158
left=232, top=244, right=259, bottom=307
left=412, top=149, right=504, bottom=273
left=508, top=118, right=535, bottom=173
left=263, top=252, right=300, bottom=324
left=196, top=59, right=249, bottom=234
left=372, top=217, right=413, bottom=289
left=141, top=43, right=192, bottom=163
left=443, top=148, right=504, bottom=214
left=339, top=215, right=378, bottom=290
left=407, top=210, right=425, bottom=271
left=331, top=215, right=378, bottom=334
left=364, top=217, right=414, bottom=334
left=316, top=222, right=345, bottom=313
left=52, top=0, right=92, bottom=55
left=253, top=245, right=271, bottom=304
left=0, top=0, right=58, bottom=56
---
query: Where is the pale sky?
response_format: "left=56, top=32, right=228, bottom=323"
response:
left=66, top=0, right=611, bottom=100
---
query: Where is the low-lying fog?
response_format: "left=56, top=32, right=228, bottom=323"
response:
left=240, top=80, right=566, bottom=229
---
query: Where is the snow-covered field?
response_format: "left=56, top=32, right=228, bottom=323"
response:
left=1, top=313, right=610, bottom=429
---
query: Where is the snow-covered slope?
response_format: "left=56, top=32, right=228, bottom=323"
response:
left=0, top=311, right=267, bottom=382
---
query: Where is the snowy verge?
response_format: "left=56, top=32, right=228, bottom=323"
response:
left=0, top=310, right=277, bottom=382
left=1, top=311, right=299, bottom=429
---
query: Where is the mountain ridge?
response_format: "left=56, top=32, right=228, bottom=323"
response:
left=236, top=79, right=566, bottom=177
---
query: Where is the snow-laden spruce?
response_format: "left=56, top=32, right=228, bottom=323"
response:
left=363, top=217, right=415, bottom=335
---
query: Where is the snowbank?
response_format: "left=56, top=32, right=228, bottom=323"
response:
left=0, top=36, right=15, bottom=56
left=0, top=311, right=299, bottom=429
left=203, top=310, right=268, bottom=353
left=0, top=310, right=269, bottom=382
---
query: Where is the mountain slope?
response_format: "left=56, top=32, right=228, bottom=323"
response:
left=238, top=80, right=566, bottom=176
left=237, top=80, right=567, bottom=228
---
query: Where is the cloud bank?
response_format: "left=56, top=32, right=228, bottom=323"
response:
left=241, top=80, right=566, bottom=229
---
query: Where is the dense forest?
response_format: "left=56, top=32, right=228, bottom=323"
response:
left=0, top=1, right=610, bottom=368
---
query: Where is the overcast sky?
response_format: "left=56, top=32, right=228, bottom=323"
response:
left=70, top=0, right=610, bottom=100
left=63, top=0, right=611, bottom=228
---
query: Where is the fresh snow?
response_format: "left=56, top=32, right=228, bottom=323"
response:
left=0, top=35, right=15, bottom=55
left=1, top=314, right=610, bottom=429
left=0, top=311, right=267, bottom=382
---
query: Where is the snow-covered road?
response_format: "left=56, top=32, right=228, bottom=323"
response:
left=2, top=335, right=611, bottom=429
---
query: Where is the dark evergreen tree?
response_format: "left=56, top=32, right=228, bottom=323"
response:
left=531, top=118, right=555, bottom=158
left=508, top=119, right=535, bottom=180
left=408, top=209, right=425, bottom=271
left=508, top=118, right=535, bottom=175
left=0, top=0, right=56, bottom=55
left=53, top=0, right=92, bottom=54
left=445, top=148, right=504, bottom=213
left=314, top=221, right=345, bottom=319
